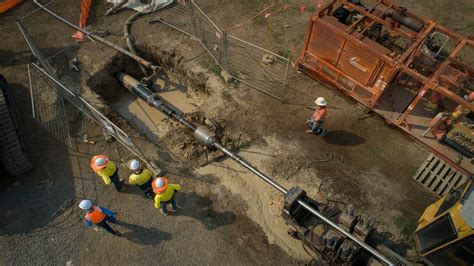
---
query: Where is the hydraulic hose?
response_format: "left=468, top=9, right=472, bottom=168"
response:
left=124, top=12, right=149, bottom=77
left=116, top=72, right=394, bottom=266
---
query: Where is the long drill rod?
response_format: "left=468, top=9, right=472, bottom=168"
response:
left=116, top=72, right=394, bottom=266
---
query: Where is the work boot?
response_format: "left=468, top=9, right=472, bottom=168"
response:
left=160, top=209, right=169, bottom=216
left=115, top=231, right=122, bottom=237
left=320, top=129, right=327, bottom=137
left=119, top=186, right=127, bottom=192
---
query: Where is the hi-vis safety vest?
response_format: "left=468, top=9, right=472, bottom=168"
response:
left=85, top=206, right=106, bottom=224
left=90, top=155, right=110, bottom=173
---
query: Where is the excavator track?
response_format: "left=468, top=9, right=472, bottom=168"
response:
left=0, top=75, right=32, bottom=176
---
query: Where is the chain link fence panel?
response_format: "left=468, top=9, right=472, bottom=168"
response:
left=28, top=64, right=72, bottom=147
left=226, top=34, right=290, bottom=100
left=29, top=63, right=162, bottom=174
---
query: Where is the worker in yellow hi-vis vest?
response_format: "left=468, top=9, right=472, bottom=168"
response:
left=127, top=159, right=154, bottom=199
left=152, top=177, right=181, bottom=216
left=90, top=155, right=126, bottom=192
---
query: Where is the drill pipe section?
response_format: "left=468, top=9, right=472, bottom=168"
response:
left=116, top=72, right=393, bottom=265
left=116, top=72, right=196, bottom=131
left=33, top=0, right=157, bottom=70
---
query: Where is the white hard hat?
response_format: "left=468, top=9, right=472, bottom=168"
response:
left=155, top=178, right=165, bottom=188
left=127, top=159, right=141, bottom=171
left=94, top=157, right=107, bottom=167
left=79, top=199, right=92, bottom=210
left=315, top=97, right=327, bottom=106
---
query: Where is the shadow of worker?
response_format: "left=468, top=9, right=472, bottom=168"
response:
left=324, top=130, right=366, bottom=146
left=115, top=220, right=172, bottom=245
left=174, top=192, right=236, bottom=231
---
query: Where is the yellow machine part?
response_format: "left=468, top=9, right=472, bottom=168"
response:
left=415, top=180, right=473, bottom=264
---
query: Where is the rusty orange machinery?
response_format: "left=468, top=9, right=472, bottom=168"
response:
left=0, top=0, right=22, bottom=14
left=296, top=0, right=474, bottom=174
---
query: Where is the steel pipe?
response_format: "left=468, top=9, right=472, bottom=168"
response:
left=116, top=72, right=393, bottom=265
left=213, top=142, right=288, bottom=194
left=33, top=0, right=157, bottom=70
left=116, top=72, right=196, bottom=131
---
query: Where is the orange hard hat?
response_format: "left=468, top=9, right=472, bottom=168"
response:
left=152, top=177, right=168, bottom=194
left=90, top=155, right=109, bottom=173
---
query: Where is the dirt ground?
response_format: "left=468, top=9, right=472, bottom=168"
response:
left=1, top=0, right=472, bottom=265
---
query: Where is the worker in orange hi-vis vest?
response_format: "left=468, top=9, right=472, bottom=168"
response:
left=90, top=155, right=126, bottom=192
left=79, top=199, right=121, bottom=236
left=306, top=97, right=328, bottom=137
left=72, top=0, right=93, bottom=41
left=152, top=177, right=181, bottom=216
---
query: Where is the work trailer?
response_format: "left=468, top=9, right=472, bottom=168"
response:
left=297, top=0, right=474, bottom=175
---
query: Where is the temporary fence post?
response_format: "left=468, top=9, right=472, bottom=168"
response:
left=222, top=30, right=229, bottom=71
left=16, top=20, right=58, bottom=79
left=188, top=0, right=197, bottom=37
left=281, top=55, right=291, bottom=103
left=27, top=64, right=36, bottom=119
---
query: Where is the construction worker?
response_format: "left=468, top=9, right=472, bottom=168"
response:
left=152, top=177, right=181, bottom=216
left=306, top=97, right=328, bottom=137
left=79, top=199, right=121, bottom=236
left=90, top=155, right=126, bottom=192
left=127, top=159, right=154, bottom=199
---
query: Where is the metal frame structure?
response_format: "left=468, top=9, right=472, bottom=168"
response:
left=297, top=0, right=474, bottom=174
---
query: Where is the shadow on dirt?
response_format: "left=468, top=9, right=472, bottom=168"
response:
left=175, top=191, right=236, bottom=231
left=324, top=130, right=366, bottom=146
left=0, top=83, right=77, bottom=236
left=115, top=220, right=172, bottom=245
left=361, top=230, right=415, bottom=263
left=0, top=46, right=79, bottom=68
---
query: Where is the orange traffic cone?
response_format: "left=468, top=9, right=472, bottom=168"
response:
left=72, top=0, right=93, bottom=42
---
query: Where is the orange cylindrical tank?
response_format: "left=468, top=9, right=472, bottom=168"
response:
left=0, top=0, right=22, bottom=14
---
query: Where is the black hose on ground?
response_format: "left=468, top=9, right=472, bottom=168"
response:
left=124, top=12, right=148, bottom=77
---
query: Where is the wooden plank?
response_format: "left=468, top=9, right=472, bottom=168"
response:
left=443, top=173, right=463, bottom=194
left=413, top=154, right=435, bottom=181
left=413, top=153, right=467, bottom=196
left=428, top=164, right=447, bottom=191
left=452, top=174, right=467, bottom=191
left=418, top=156, right=438, bottom=184
left=423, top=159, right=443, bottom=188
left=435, top=168, right=454, bottom=195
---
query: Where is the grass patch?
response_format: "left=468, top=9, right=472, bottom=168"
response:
left=394, top=216, right=418, bottom=240
left=200, top=57, right=225, bottom=81
left=210, top=64, right=222, bottom=77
